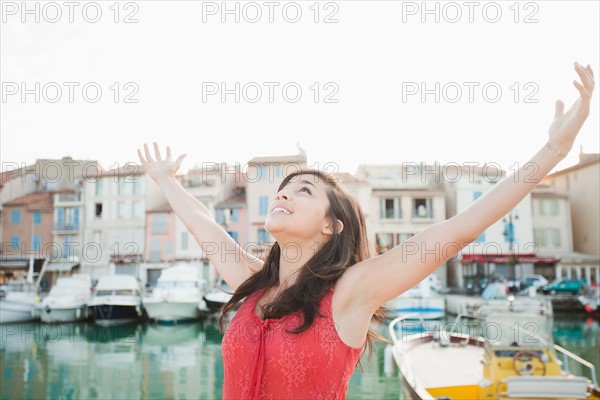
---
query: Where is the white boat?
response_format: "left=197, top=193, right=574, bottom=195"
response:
left=203, top=278, right=233, bottom=314
left=143, top=264, right=206, bottom=323
left=385, top=275, right=445, bottom=320
left=0, top=259, right=49, bottom=324
left=35, top=274, right=92, bottom=323
left=388, top=297, right=600, bottom=399
left=89, top=275, right=143, bottom=326
left=0, top=291, right=41, bottom=323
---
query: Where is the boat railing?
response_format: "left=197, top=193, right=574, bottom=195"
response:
left=388, top=313, right=426, bottom=344
left=553, top=343, right=598, bottom=386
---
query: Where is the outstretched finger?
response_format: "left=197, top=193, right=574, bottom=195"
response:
left=166, top=146, right=172, bottom=160
left=144, top=143, right=155, bottom=163
left=175, top=154, right=187, bottom=168
left=575, top=62, right=594, bottom=93
left=573, top=80, right=590, bottom=102
left=554, top=100, right=565, bottom=118
left=137, top=149, right=147, bottom=167
left=153, top=142, right=162, bottom=161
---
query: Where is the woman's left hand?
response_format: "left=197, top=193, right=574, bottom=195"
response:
left=547, top=62, right=595, bottom=157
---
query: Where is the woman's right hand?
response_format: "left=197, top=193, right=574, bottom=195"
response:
left=137, top=142, right=186, bottom=181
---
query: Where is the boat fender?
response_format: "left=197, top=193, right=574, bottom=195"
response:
left=136, top=305, right=142, bottom=316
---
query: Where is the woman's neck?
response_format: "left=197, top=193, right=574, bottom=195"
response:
left=276, top=238, right=325, bottom=288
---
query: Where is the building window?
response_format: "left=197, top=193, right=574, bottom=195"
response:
left=375, top=233, right=394, bottom=254
left=259, top=196, right=269, bottom=216
left=11, top=210, right=21, bottom=224
left=549, top=229, right=562, bottom=247
left=181, top=232, right=189, bottom=250
left=258, top=165, right=267, bottom=181
left=33, top=211, right=42, bottom=225
left=398, top=233, right=413, bottom=244
left=117, top=202, right=129, bottom=219
left=413, top=198, right=433, bottom=218
left=257, top=228, right=269, bottom=246
left=534, top=229, right=547, bottom=247
left=32, top=235, right=41, bottom=251
left=132, top=201, right=144, bottom=218
left=95, top=203, right=103, bottom=218
left=151, top=214, right=168, bottom=233
left=63, top=235, right=74, bottom=259
left=57, top=207, right=79, bottom=230
left=380, top=198, right=401, bottom=219
left=11, top=235, right=19, bottom=250
left=118, top=180, right=127, bottom=195
left=132, top=180, right=142, bottom=195
left=232, top=208, right=239, bottom=223
left=95, top=180, right=103, bottom=196
left=228, top=231, right=239, bottom=242
left=539, top=199, right=560, bottom=216
left=150, top=236, right=161, bottom=262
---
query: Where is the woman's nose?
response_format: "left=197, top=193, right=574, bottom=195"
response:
left=276, top=191, right=289, bottom=200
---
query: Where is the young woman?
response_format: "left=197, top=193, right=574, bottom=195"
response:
left=138, top=62, right=594, bottom=399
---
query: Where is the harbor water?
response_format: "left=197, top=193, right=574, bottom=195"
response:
left=1, top=314, right=598, bottom=399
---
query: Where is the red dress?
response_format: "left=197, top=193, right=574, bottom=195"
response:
left=221, top=286, right=366, bottom=399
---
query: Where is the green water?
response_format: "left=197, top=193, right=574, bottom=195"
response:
left=1, top=314, right=598, bottom=400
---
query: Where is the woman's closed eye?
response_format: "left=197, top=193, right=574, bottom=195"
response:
left=300, top=186, right=312, bottom=195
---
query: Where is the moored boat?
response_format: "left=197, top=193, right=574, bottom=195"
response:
left=385, top=275, right=445, bottom=320
left=0, top=258, right=49, bottom=324
left=35, top=274, right=92, bottom=323
left=578, top=290, right=600, bottom=319
left=389, top=298, right=600, bottom=399
left=203, top=278, right=233, bottom=314
left=143, top=264, right=206, bottom=323
left=89, top=275, right=143, bottom=326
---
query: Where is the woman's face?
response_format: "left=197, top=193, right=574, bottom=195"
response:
left=265, top=174, right=334, bottom=242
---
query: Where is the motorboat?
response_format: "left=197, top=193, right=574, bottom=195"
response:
left=89, top=275, right=143, bottom=326
left=0, top=258, right=49, bottom=324
left=143, top=264, right=206, bottom=323
left=579, top=289, right=600, bottom=319
left=202, top=278, right=233, bottom=314
left=388, top=297, right=600, bottom=399
left=385, top=274, right=445, bottom=320
left=35, top=274, right=92, bottom=323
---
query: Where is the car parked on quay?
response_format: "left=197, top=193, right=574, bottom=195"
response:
left=540, top=278, right=589, bottom=295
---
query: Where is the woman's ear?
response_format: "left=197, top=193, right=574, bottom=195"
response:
left=322, top=219, right=344, bottom=236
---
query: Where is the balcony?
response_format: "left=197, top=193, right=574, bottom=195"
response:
left=55, top=193, right=82, bottom=205
left=53, top=223, right=79, bottom=233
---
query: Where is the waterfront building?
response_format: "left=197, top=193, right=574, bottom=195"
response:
left=442, top=165, right=539, bottom=289
left=355, top=164, right=447, bottom=287
left=541, top=149, right=600, bottom=286
left=245, top=146, right=307, bottom=258
left=81, top=165, right=163, bottom=278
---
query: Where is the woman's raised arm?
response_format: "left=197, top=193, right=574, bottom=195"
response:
left=342, top=62, right=595, bottom=313
left=137, top=142, right=263, bottom=290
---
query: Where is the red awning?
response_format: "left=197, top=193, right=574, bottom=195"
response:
left=460, top=253, right=558, bottom=264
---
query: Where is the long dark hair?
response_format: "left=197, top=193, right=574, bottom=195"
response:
left=218, top=169, right=388, bottom=365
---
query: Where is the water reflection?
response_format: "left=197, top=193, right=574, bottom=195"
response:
left=553, top=314, right=600, bottom=382
left=0, top=315, right=597, bottom=400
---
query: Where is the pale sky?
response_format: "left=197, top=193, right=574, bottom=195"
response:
left=1, top=0, right=599, bottom=176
